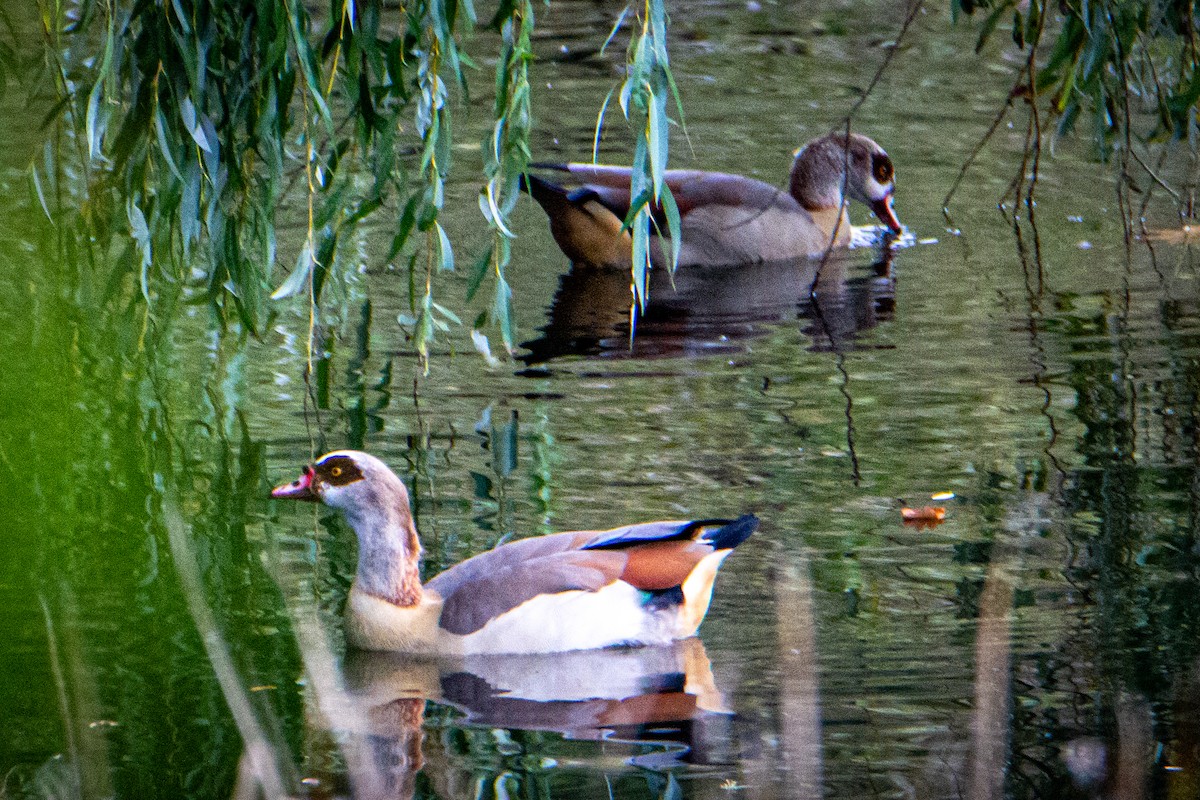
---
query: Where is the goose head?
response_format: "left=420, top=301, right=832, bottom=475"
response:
left=272, top=450, right=423, bottom=605
left=271, top=450, right=407, bottom=513
left=789, top=132, right=901, bottom=234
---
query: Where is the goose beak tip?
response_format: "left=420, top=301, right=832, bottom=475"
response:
left=872, top=195, right=902, bottom=234
left=271, top=465, right=319, bottom=501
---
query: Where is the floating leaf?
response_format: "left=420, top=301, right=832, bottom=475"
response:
left=901, top=506, right=947, bottom=531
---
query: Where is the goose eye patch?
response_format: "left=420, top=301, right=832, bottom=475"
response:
left=872, top=155, right=894, bottom=184
left=317, top=456, right=364, bottom=486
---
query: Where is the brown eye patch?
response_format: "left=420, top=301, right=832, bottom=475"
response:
left=872, top=154, right=894, bottom=184
left=316, top=455, right=364, bottom=486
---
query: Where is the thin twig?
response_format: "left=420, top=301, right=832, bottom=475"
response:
left=800, top=0, right=921, bottom=484
left=942, top=73, right=1023, bottom=218
left=811, top=0, right=923, bottom=293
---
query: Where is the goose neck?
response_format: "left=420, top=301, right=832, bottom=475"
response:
left=347, top=504, right=424, bottom=607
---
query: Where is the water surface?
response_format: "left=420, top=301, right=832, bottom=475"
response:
left=4, top=2, right=1200, bottom=799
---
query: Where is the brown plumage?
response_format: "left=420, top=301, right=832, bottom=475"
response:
left=523, top=132, right=901, bottom=268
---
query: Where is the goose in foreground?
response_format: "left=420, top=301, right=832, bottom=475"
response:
left=522, top=132, right=901, bottom=268
left=271, top=450, right=758, bottom=655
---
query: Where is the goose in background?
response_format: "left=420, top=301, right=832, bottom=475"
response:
left=522, top=131, right=901, bottom=268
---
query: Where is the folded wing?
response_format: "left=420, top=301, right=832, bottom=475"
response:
left=429, top=516, right=758, bottom=636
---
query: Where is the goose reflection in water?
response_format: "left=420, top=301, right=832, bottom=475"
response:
left=519, top=239, right=899, bottom=365
left=317, top=639, right=736, bottom=799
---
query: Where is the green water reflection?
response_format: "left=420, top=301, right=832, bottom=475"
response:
left=4, top=2, right=1200, bottom=799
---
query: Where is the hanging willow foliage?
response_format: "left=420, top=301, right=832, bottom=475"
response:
left=614, top=0, right=686, bottom=333
left=473, top=0, right=535, bottom=358
left=33, top=0, right=481, bottom=354
left=29, top=0, right=684, bottom=366
left=958, top=1, right=1200, bottom=174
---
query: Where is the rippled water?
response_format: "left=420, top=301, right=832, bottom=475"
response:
left=5, top=2, right=1200, bottom=799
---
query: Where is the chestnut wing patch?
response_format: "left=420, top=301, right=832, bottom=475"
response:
left=436, top=550, right=626, bottom=636
left=617, top=541, right=709, bottom=591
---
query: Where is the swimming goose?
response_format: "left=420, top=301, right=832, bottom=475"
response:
left=523, top=132, right=901, bottom=267
left=271, top=450, right=757, bottom=655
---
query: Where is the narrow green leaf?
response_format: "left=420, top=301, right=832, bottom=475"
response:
left=649, top=0, right=669, bottom=64
left=390, top=192, right=422, bottom=261
left=86, top=80, right=104, bottom=160
left=154, top=108, right=184, bottom=180
left=631, top=213, right=650, bottom=312
left=288, top=5, right=333, bottom=125
left=493, top=273, right=514, bottom=348
left=29, top=164, right=51, bottom=220
left=647, top=93, right=667, bottom=198
left=467, top=247, right=493, bottom=302
left=435, top=222, right=455, bottom=271
left=975, top=0, right=1015, bottom=53
left=620, top=188, right=652, bottom=231
left=484, top=182, right=517, bottom=237
left=431, top=301, right=462, bottom=325
left=660, top=184, right=681, bottom=272
left=601, top=6, right=630, bottom=55
left=271, top=243, right=314, bottom=299
left=128, top=201, right=152, bottom=301
left=416, top=292, right=436, bottom=359
left=170, top=0, right=192, bottom=34
left=593, top=88, right=615, bottom=163
left=180, top=96, right=197, bottom=137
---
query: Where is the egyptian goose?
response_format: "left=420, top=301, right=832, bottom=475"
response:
left=271, top=450, right=757, bottom=655
left=523, top=132, right=901, bottom=267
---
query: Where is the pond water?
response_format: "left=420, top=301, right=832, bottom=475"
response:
left=5, top=2, right=1200, bottom=799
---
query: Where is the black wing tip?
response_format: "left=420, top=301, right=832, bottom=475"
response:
left=699, top=514, right=759, bottom=551
left=520, top=172, right=577, bottom=205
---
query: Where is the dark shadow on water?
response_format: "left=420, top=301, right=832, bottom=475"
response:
left=518, top=246, right=898, bottom=366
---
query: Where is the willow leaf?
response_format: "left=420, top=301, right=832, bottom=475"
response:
left=471, top=329, right=502, bottom=367
left=29, top=165, right=51, bottom=220
left=271, top=243, right=313, bottom=300
left=466, top=247, right=491, bottom=301
left=435, top=223, right=455, bottom=272
left=492, top=273, right=514, bottom=349
left=660, top=184, right=681, bottom=272
left=154, top=108, right=184, bottom=180
left=86, top=80, right=104, bottom=161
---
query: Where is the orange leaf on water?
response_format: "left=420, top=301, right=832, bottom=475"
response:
left=901, top=506, right=946, bottom=530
